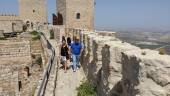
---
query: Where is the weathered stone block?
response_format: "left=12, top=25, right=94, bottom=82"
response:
left=122, top=49, right=170, bottom=96
left=0, top=30, right=4, bottom=37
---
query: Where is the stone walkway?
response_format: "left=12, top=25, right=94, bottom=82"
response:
left=42, top=31, right=86, bottom=96
left=55, top=64, right=85, bottom=96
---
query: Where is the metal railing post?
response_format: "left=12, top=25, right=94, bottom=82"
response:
left=36, top=32, right=55, bottom=96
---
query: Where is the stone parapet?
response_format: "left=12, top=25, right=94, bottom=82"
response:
left=61, top=28, right=170, bottom=96
left=0, top=20, right=23, bottom=33
left=122, top=49, right=170, bottom=96
left=0, top=15, right=20, bottom=21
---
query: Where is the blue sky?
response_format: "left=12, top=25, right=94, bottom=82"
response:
left=0, top=0, right=170, bottom=31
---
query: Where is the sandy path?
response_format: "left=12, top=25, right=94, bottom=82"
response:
left=55, top=64, right=85, bottom=96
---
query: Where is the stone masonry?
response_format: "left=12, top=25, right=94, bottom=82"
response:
left=122, top=50, right=170, bottom=96
left=0, top=41, right=31, bottom=58
left=0, top=20, right=23, bottom=33
left=57, top=0, right=94, bottom=30
left=0, top=0, right=47, bottom=33
left=59, top=28, right=170, bottom=96
left=0, top=30, right=4, bottom=37
left=1, top=0, right=169, bottom=96
left=18, top=0, right=47, bottom=24
left=0, top=40, right=32, bottom=96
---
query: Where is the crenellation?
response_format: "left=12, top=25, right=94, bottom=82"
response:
left=0, top=0, right=47, bottom=33
left=0, top=15, right=20, bottom=21
left=0, top=0, right=169, bottom=96
left=59, top=28, right=170, bottom=96
left=0, top=14, right=18, bottom=16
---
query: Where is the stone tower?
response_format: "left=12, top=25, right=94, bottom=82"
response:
left=19, top=0, right=47, bottom=24
left=57, top=0, right=94, bottom=30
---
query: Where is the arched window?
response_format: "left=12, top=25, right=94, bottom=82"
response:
left=76, top=13, right=80, bottom=19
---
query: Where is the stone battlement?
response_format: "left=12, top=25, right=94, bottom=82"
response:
left=0, top=15, right=20, bottom=21
left=0, top=14, right=18, bottom=16
left=53, top=27, right=170, bottom=96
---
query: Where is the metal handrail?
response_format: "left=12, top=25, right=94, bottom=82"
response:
left=36, top=32, right=55, bottom=96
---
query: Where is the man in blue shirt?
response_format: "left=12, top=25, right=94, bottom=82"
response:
left=71, top=37, right=82, bottom=72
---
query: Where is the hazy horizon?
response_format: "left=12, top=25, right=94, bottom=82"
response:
left=0, top=0, right=170, bottom=32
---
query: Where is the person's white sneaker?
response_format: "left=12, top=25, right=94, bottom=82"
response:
left=73, top=69, right=76, bottom=72
left=77, top=67, right=79, bottom=70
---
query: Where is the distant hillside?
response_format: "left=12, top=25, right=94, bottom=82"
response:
left=115, top=31, right=170, bottom=55
left=116, top=31, right=170, bottom=43
left=158, top=34, right=170, bottom=43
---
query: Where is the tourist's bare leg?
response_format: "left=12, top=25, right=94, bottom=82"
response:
left=64, top=60, right=68, bottom=73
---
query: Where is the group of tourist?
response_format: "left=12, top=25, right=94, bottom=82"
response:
left=60, top=36, right=83, bottom=73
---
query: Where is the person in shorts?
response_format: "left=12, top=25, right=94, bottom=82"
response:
left=60, top=40, right=69, bottom=73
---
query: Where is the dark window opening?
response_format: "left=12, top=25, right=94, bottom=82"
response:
left=26, top=21, right=30, bottom=27
left=76, top=13, right=80, bottom=19
left=33, top=10, right=35, bottom=13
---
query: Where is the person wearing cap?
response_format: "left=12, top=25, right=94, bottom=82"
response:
left=70, top=37, right=82, bottom=72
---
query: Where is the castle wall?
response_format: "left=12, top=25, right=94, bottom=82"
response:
left=0, top=15, right=23, bottom=33
left=66, top=0, right=94, bottom=30
left=122, top=50, right=170, bottom=96
left=18, top=0, right=47, bottom=24
left=0, top=15, right=19, bottom=20
left=0, top=30, right=4, bottom=37
left=0, top=40, right=32, bottom=96
left=57, top=0, right=94, bottom=30
left=0, top=69, right=19, bottom=96
left=0, top=18, right=23, bottom=33
left=0, top=0, right=47, bottom=33
left=62, top=28, right=170, bottom=96
left=0, top=41, right=31, bottom=58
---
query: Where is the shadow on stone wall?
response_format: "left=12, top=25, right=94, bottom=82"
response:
left=121, top=53, right=140, bottom=96
left=60, top=28, right=170, bottom=96
left=99, top=44, right=111, bottom=96
left=110, top=80, right=123, bottom=96
left=80, top=34, right=90, bottom=77
left=79, top=32, right=124, bottom=96
left=81, top=35, right=101, bottom=85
